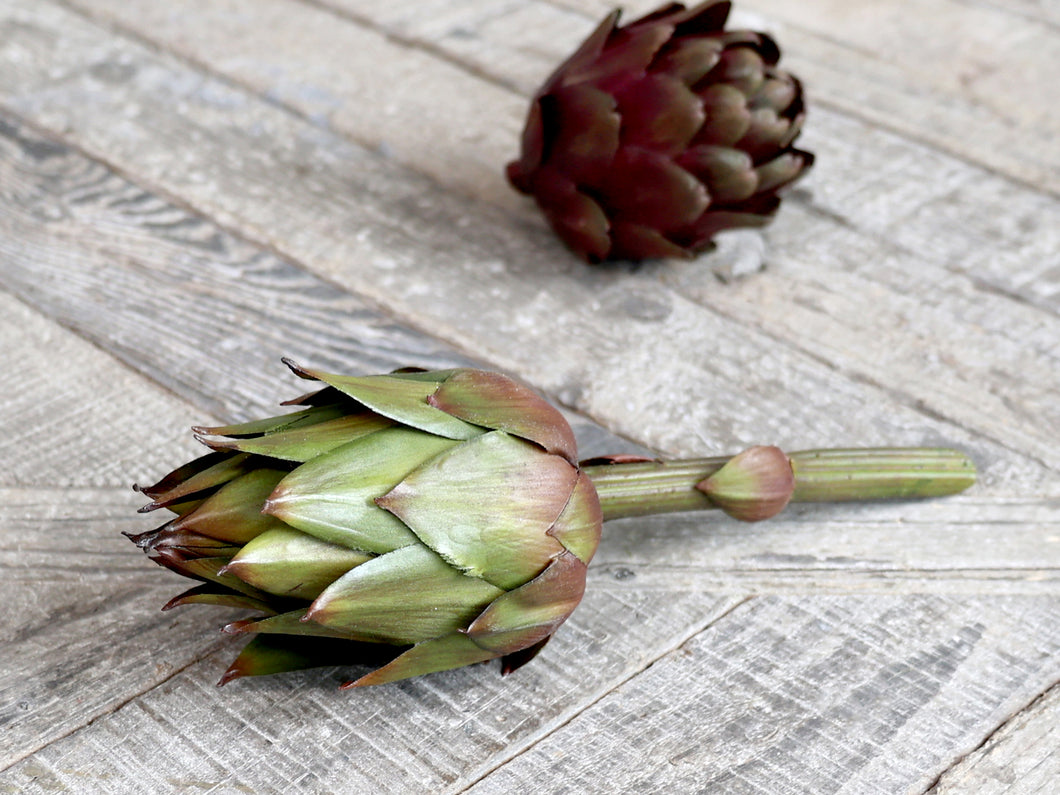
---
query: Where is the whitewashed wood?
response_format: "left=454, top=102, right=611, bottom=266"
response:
left=783, top=113, right=1060, bottom=316
left=0, top=291, right=204, bottom=487
left=595, top=496, right=1060, bottom=595
left=0, top=110, right=472, bottom=417
left=0, top=284, right=234, bottom=767
left=58, top=0, right=527, bottom=212
left=1, top=0, right=1057, bottom=791
left=0, top=110, right=633, bottom=460
left=464, top=595, right=1060, bottom=794
left=0, top=583, right=745, bottom=793
left=994, top=0, right=1060, bottom=27
left=1, top=0, right=1055, bottom=485
left=0, top=487, right=256, bottom=770
left=931, top=683, right=1060, bottom=794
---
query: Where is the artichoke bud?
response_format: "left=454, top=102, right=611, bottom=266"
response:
left=131, top=360, right=600, bottom=688
left=507, top=0, right=813, bottom=262
left=696, top=444, right=795, bottom=521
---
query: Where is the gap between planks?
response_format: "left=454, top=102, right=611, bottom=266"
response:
left=922, top=676, right=1060, bottom=794
left=452, top=595, right=755, bottom=794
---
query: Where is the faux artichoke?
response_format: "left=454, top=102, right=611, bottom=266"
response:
left=130, top=361, right=975, bottom=688
left=130, top=361, right=600, bottom=688
left=507, top=0, right=813, bottom=262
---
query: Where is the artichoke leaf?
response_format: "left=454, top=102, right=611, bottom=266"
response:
left=378, top=431, right=573, bottom=590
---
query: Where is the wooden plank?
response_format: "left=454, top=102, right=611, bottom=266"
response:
left=659, top=199, right=1060, bottom=472
left=0, top=111, right=635, bottom=460
left=55, top=0, right=527, bottom=212
left=594, top=496, right=1060, bottom=595
left=0, top=487, right=251, bottom=770
left=0, top=294, right=236, bottom=766
left=931, top=683, right=1060, bottom=794
left=781, top=113, right=1060, bottom=316
left=0, top=578, right=744, bottom=791
left=0, top=291, right=205, bottom=487
left=0, top=0, right=1054, bottom=484
left=463, top=595, right=1060, bottom=794
left=0, top=104, right=473, bottom=419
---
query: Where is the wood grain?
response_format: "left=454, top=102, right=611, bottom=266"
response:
left=0, top=111, right=639, bottom=462
left=0, top=292, right=204, bottom=487
left=464, top=595, right=1060, bottom=794
left=931, top=683, right=1060, bottom=795
left=1, top=0, right=1057, bottom=790
left=594, top=496, right=1060, bottom=594
left=1, top=0, right=1054, bottom=484
left=0, top=570, right=745, bottom=792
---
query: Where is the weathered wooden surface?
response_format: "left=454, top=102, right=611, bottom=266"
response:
left=0, top=0, right=1057, bottom=791
left=932, top=684, right=1060, bottom=795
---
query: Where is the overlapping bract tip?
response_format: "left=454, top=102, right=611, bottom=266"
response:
left=129, top=361, right=601, bottom=688
left=508, top=0, right=813, bottom=262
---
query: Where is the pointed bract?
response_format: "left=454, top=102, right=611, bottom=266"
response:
left=343, top=632, right=497, bottom=689
left=170, top=469, right=289, bottom=544
left=162, top=584, right=274, bottom=614
left=226, top=527, right=374, bottom=600
left=428, top=369, right=578, bottom=463
left=264, top=427, right=458, bottom=553
left=219, top=635, right=402, bottom=686
left=137, top=452, right=253, bottom=511
left=377, top=431, right=573, bottom=590
left=199, top=413, right=393, bottom=463
left=466, top=551, right=587, bottom=653
left=306, top=544, right=504, bottom=644
left=285, top=362, right=481, bottom=440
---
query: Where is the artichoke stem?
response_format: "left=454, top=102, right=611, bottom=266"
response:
left=584, top=448, right=976, bottom=522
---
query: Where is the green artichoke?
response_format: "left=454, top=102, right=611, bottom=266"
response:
left=507, top=0, right=813, bottom=262
left=130, top=361, right=975, bottom=688
left=131, top=361, right=600, bottom=687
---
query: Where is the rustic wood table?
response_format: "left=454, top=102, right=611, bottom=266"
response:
left=1, top=1, right=1057, bottom=792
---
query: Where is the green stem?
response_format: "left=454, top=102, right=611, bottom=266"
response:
left=583, top=447, right=976, bottom=522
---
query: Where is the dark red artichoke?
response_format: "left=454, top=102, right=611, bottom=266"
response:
left=507, top=1, right=814, bottom=263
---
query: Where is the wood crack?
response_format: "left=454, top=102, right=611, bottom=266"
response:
left=920, top=677, right=1060, bottom=793
left=454, top=596, right=755, bottom=793
left=0, top=640, right=232, bottom=774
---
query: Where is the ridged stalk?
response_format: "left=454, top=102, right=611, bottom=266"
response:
left=584, top=448, right=976, bottom=522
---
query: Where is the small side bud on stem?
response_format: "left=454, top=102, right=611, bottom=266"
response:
left=696, top=445, right=794, bottom=521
